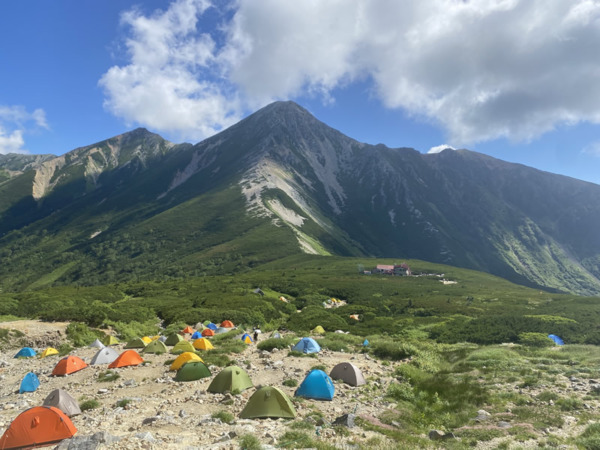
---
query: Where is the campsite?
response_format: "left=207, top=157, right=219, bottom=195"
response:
left=3, top=259, right=600, bottom=448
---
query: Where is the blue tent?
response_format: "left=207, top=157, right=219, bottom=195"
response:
left=207, top=323, right=218, bottom=331
left=363, top=339, right=369, bottom=347
left=292, top=337, right=321, bottom=354
left=241, top=333, right=254, bottom=343
left=14, top=347, right=36, bottom=358
left=295, top=370, right=335, bottom=401
left=191, top=331, right=202, bottom=340
left=19, top=372, right=40, bottom=393
left=548, top=334, right=564, bottom=346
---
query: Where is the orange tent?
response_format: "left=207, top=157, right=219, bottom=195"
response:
left=0, top=406, right=77, bottom=449
left=108, top=350, right=143, bottom=369
left=220, top=320, right=235, bottom=328
left=182, top=326, right=194, bottom=334
left=52, top=356, right=88, bottom=376
left=201, top=328, right=215, bottom=337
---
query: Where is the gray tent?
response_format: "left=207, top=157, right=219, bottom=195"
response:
left=214, top=327, right=231, bottom=334
left=43, top=389, right=81, bottom=417
left=329, top=362, right=366, bottom=387
left=89, top=339, right=105, bottom=349
left=90, top=347, right=120, bottom=365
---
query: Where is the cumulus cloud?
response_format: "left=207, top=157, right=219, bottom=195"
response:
left=0, top=106, right=48, bottom=154
left=99, top=0, right=241, bottom=142
left=428, top=144, right=456, bottom=154
left=101, top=0, right=600, bottom=145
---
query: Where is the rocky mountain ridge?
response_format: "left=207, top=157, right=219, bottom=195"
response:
left=0, top=102, right=599, bottom=295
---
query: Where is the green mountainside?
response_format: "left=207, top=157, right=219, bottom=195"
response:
left=0, top=101, right=599, bottom=295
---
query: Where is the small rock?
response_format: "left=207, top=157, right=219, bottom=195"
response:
left=332, top=413, right=356, bottom=428
left=136, top=431, right=156, bottom=442
left=179, top=409, right=187, bottom=418
left=498, top=421, right=511, bottom=429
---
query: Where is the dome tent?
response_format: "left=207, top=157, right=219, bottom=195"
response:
left=193, top=338, right=214, bottom=351
left=40, top=347, right=59, bottom=358
left=171, top=340, right=196, bottom=354
left=292, top=337, right=321, bottom=354
left=89, top=339, right=105, bottom=349
left=330, top=362, right=366, bottom=386
left=142, top=340, right=168, bottom=354
left=165, top=333, right=184, bottom=346
left=207, top=366, right=253, bottom=394
left=90, top=347, right=119, bottom=365
left=239, top=386, right=296, bottom=419
left=108, top=350, right=143, bottom=369
left=14, top=347, right=36, bottom=358
left=52, top=356, right=88, bottom=376
left=548, top=334, right=565, bottom=346
left=170, top=352, right=203, bottom=371
left=124, top=337, right=146, bottom=349
left=0, top=406, right=77, bottom=449
left=175, top=361, right=211, bottom=381
left=19, top=372, right=40, bottom=394
left=295, top=370, right=335, bottom=401
left=43, top=389, right=81, bottom=417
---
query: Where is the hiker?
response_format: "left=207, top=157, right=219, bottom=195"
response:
left=253, top=327, right=261, bottom=342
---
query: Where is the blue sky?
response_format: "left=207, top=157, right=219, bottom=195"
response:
left=2, top=0, right=600, bottom=185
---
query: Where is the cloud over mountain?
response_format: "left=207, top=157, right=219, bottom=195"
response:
left=100, top=0, right=600, bottom=146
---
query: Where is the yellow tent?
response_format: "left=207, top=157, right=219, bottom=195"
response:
left=141, top=336, right=152, bottom=344
left=40, top=347, right=59, bottom=358
left=102, top=335, right=119, bottom=346
left=170, top=352, right=203, bottom=371
left=193, top=338, right=214, bottom=351
left=312, top=325, right=326, bottom=335
left=151, top=335, right=161, bottom=341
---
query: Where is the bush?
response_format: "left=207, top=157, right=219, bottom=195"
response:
left=386, top=382, right=415, bottom=402
left=518, top=332, right=553, bottom=348
left=66, top=322, right=104, bottom=347
left=257, top=337, right=295, bottom=351
left=371, top=341, right=419, bottom=361
left=238, top=434, right=262, bottom=450
left=79, top=399, right=100, bottom=411
left=97, top=370, right=120, bottom=382
left=115, top=399, right=132, bottom=408
left=310, top=364, right=327, bottom=372
left=283, top=379, right=298, bottom=387
left=212, top=410, right=234, bottom=424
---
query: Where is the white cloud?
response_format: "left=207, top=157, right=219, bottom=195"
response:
left=0, top=106, right=48, bottom=154
left=428, top=144, right=455, bottom=154
left=99, top=0, right=241, bottom=142
left=101, top=0, right=600, bottom=145
left=583, top=141, right=600, bottom=157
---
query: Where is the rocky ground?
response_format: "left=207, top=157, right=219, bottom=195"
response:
left=0, top=321, right=398, bottom=449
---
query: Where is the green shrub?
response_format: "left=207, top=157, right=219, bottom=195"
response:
left=79, top=399, right=100, bottom=411
left=536, top=391, right=559, bottom=402
left=386, top=382, right=415, bottom=402
left=578, top=423, right=600, bottom=450
left=116, top=399, right=132, bottom=408
left=310, top=364, right=327, bottom=372
left=371, top=341, right=419, bottom=361
left=556, top=396, right=582, bottom=411
left=66, top=322, right=104, bottom=347
left=57, top=343, right=73, bottom=356
left=97, top=370, right=120, bottom=382
left=238, top=434, right=262, bottom=450
left=278, top=431, right=314, bottom=448
left=257, top=337, right=295, bottom=351
left=212, top=410, right=234, bottom=424
left=283, top=379, right=298, bottom=387
left=518, top=332, right=553, bottom=348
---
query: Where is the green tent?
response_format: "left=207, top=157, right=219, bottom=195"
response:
left=102, top=335, right=119, bottom=346
left=175, top=361, right=211, bottom=382
left=207, top=365, right=253, bottom=394
left=239, top=386, right=296, bottom=419
left=124, top=337, right=146, bottom=349
left=171, top=340, right=195, bottom=355
left=165, top=333, right=184, bottom=346
left=142, top=340, right=168, bottom=354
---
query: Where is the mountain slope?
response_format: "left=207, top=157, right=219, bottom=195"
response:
left=0, top=102, right=599, bottom=295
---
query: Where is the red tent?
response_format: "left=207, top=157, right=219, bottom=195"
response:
left=52, top=356, right=88, bottom=376
left=201, top=328, right=215, bottom=337
left=220, top=320, right=235, bottom=328
left=182, top=326, right=194, bottom=334
left=0, top=406, right=77, bottom=449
